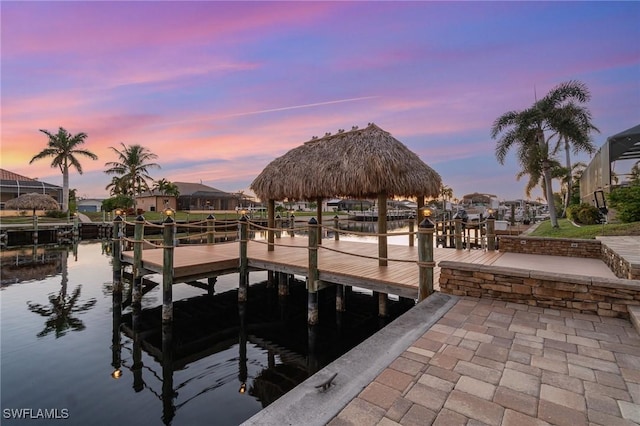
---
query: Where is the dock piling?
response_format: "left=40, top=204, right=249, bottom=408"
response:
left=132, top=215, right=145, bottom=308
left=162, top=216, right=175, bottom=323
left=454, top=218, right=463, bottom=250
left=206, top=214, right=215, bottom=244
left=418, top=215, right=435, bottom=301
left=487, top=215, right=496, bottom=251
left=238, top=215, right=249, bottom=302
left=307, top=217, right=319, bottom=325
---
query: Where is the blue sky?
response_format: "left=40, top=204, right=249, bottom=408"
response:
left=2, top=1, right=639, bottom=201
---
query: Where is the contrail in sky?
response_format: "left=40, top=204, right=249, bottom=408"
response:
left=221, top=96, right=380, bottom=118
left=152, top=96, right=379, bottom=128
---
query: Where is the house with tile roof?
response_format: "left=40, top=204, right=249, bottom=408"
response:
left=134, top=182, right=252, bottom=212
left=0, top=168, right=62, bottom=209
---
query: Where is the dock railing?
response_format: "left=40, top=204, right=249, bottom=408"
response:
left=112, top=213, right=496, bottom=324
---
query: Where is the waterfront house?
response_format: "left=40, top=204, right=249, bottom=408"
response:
left=0, top=168, right=62, bottom=211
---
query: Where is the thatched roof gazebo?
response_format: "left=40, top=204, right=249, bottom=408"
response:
left=5, top=192, right=60, bottom=215
left=251, top=123, right=441, bottom=265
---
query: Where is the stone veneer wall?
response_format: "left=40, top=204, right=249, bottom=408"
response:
left=498, top=235, right=602, bottom=258
left=439, top=261, right=640, bottom=319
left=600, top=243, right=640, bottom=280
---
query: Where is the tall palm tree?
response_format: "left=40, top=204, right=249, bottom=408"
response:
left=30, top=127, right=98, bottom=212
left=550, top=92, right=600, bottom=214
left=491, top=80, right=597, bottom=228
left=104, top=143, right=160, bottom=197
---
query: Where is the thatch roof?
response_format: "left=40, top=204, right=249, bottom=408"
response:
left=251, top=123, right=441, bottom=201
left=5, top=193, right=60, bottom=211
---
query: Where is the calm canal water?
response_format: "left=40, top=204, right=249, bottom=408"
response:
left=1, top=226, right=413, bottom=425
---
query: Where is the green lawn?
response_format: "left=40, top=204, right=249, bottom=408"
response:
left=529, top=218, right=640, bottom=239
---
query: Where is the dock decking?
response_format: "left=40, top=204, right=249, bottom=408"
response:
left=122, top=238, right=505, bottom=299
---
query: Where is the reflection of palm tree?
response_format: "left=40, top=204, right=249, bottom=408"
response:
left=27, top=286, right=97, bottom=338
left=26, top=251, right=96, bottom=338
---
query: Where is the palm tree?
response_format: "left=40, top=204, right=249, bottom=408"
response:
left=104, top=143, right=160, bottom=197
left=105, top=176, right=129, bottom=196
left=550, top=88, right=600, bottom=213
left=439, top=185, right=453, bottom=219
left=30, top=127, right=98, bottom=212
left=152, top=178, right=180, bottom=197
left=491, top=80, right=597, bottom=228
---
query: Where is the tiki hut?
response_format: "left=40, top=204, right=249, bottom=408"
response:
left=5, top=192, right=60, bottom=215
left=251, top=123, right=441, bottom=265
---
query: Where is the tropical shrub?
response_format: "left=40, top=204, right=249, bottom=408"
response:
left=608, top=185, right=640, bottom=223
left=45, top=210, right=67, bottom=219
left=566, top=203, right=601, bottom=225
left=102, top=195, right=134, bottom=212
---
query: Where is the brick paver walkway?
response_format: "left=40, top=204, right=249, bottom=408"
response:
left=329, top=297, right=640, bottom=426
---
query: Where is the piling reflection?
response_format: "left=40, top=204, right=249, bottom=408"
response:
left=110, top=278, right=412, bottom=424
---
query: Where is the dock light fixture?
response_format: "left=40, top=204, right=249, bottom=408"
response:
left=487, top=208, right=495, bottom=219
left=164, top=207, right=175, bottom=217
left=114, top=208, right=123, bottom=217
left=420, top=208, right=435, bottom=228
left=239, top=383, right=247, bottom=394
left=111, top=369, right=122, bottom=379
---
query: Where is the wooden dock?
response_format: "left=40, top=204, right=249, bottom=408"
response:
left=121, top=238, right=504, bottom=299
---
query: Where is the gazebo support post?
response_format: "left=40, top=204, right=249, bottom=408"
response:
left=132, top=215, right=145, bottom=308
left=239, top=215, right=249, bottom=302
left=307, top=218, right=319, bottom=325
left=416, top=196, right=425, bottom=225
left=267, top=199, right=275, bottom=251
left=408, top=218, right=414, bottom=247
left=378, top=192, right=388, bottom=267
left=316, top=197, right=322, bottom=245
left=418, top=215, right=435, bottom=301
left=162, top=216, right=175, bottom=323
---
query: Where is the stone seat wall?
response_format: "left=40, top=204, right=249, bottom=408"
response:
left=439, top=261, right=640, bottom=319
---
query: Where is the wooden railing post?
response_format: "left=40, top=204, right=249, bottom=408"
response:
left=132, top=215, right=145, bottom=308
left=162, top=216, right=175, bottom=323
left=206, top=214, right=215, bottom=244
left=418, top=215, right=435, bottom=301
left=307, top=217, right=319, bottom=325
left=238, top=215, right=249, bottom=302
left=487, top=215, right=496, bottom=251
left=454, top=218, right=463, bottom=250
left=334, top=215, right=340, bottom=241
left=275, top=214, right=282, bottom=240
left=289, top=213, right=295, bottom=237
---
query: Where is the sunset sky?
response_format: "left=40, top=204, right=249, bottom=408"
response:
left=2, top=1, right=639, bottom=202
